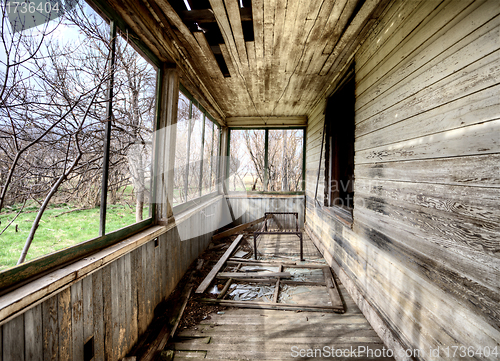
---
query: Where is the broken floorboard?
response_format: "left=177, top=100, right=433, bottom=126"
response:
left=167, top=230, right=393, bottom=360
left=195, top=234, right=244, bottom=294
left=173, top=286, right=393, bottom=360
left=212, top=216, right=266, bottom=242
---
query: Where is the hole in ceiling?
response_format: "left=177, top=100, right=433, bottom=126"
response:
left=170, top=0, right=254, bottom=78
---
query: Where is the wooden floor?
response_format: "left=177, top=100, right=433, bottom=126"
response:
left=170, top=232, right=394, bottom=360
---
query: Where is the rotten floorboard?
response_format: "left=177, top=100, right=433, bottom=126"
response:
left=166, top=231, right=394, bottom=360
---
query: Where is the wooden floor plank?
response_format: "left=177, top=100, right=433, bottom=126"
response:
left=169, top=231, right=392, bottom=360
left=195, top=235, right=244, bottom=293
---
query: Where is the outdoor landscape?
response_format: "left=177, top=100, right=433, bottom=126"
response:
left=0, top=1, right=155, bottom=269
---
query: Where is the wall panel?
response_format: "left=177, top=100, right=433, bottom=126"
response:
left=305, top=0, right=500, bottom=359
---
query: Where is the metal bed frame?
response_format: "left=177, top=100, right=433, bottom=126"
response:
left=253, top=212, right=304, bottom=261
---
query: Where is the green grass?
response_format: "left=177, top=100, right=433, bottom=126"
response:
left=0, top=204, right=149, bottom=271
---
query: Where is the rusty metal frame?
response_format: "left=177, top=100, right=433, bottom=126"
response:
left=253, top=212, right=304, bottom=261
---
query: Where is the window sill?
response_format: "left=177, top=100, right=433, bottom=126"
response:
left=0, top=224, right=166, bottom=326
left=226, top=191, right=305, bottom=198
left=323, top=206, right=353, bottom=228
left=0, top=194, right=225, bottom=325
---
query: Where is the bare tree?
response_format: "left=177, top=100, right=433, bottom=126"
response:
left=0, top=2, right=114, bottom=263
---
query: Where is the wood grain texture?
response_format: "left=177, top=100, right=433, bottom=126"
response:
left=25, top=304, right=42, bottom=361
left=92, top=270, right=104, bottom=361
left=57, top=288, right=71, bottom=361
left=71, top=281, right=84, bottom=361
left=42, top=296, right=58, bottom=361
left=3, top=316, right=24, bottom=361
left=304, top=0, right=500, bottom=358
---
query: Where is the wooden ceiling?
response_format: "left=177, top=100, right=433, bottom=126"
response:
left=101, top=0, right=390, bottom=124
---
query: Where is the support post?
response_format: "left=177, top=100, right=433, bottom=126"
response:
left=155, top=64, right=179, bottom=221
left=264, top=129, right=269, bottom=191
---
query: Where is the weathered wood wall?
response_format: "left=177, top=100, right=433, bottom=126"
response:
left=226, top=195, right=305, bottom=230
left=0, top=196, right=225, bottom=361
left=305, top=0, right=500, bottom=359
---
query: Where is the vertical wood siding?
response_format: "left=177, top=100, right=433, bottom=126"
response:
left=305, top=0, right=500, bottom=359
left=0, top=198, right=224, bottom=361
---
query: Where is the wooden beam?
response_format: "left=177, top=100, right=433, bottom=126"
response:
left=227, top=259, right=297, bottom=265
left=208, top=277, right=327, bottom=286
left=322, top=267, right=345, bottom=312
left=195, top=235, right=244, bottom=293
left=273, top=264, right=283, bottom=303
left=197, top=298, right=344, bottom=313
left=226, top=116, right=307, bottom=127
left=217, top=271, right=291, bottom=279
left=212, top=216, right=266, bottom=241
left=217, top=263, right=241, bottom=299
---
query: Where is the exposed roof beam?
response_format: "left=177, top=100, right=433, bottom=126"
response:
left=226, top=116, right=307, bottom=128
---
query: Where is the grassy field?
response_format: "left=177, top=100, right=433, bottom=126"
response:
left=0, top=203, right=149, bottom=271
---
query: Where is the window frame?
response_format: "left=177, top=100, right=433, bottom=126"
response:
left=171, top=85, right=222, bottom=211
left=323, top=65, right=355, bottom=225
left=0, top=0, right=163, bottom=292
left=226, top=127, right=306, bottom=195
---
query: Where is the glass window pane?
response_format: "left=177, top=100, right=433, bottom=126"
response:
left=268, top=129, right=304, bottom=191
left=174, top=93, right=190, bottom=205
left=229, top=129, right=265, bottom=192
left=187, top=105, right=203, bottom=200
left=105, top=34, right=156, bottom=233
left=0, top=2, right=109, bottom=269
left=201, top=119, right=214, bottom=196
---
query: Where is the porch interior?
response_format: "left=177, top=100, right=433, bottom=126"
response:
left=0, top=0, right=498, bottom=361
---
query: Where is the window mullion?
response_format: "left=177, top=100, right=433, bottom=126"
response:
left=99, top=20, right=117, bottom=237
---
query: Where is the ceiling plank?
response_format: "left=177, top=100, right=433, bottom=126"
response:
left=282, top=0, right=305, bottom=72
left=263, top=0, right=277, bottom=111
left=305, top=0, right=350, bottom=75
left=112, top=0, right=171, bottom=62
left=295, top=0, right=337, bottom=75
left=193, top=31, right=225, bottom=79
left=246, top=41, right=258, bottom=107
left=209, top=0, right=241, bottom=68
left=224, top=0, right=250, bottom=66
left=180, top=7, right=253, bottom=23
left=252, top=0, right=265, bottom=106
left=322, top=0, right=360, bottom=55
left=220, top=43, right=237, bottom=77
